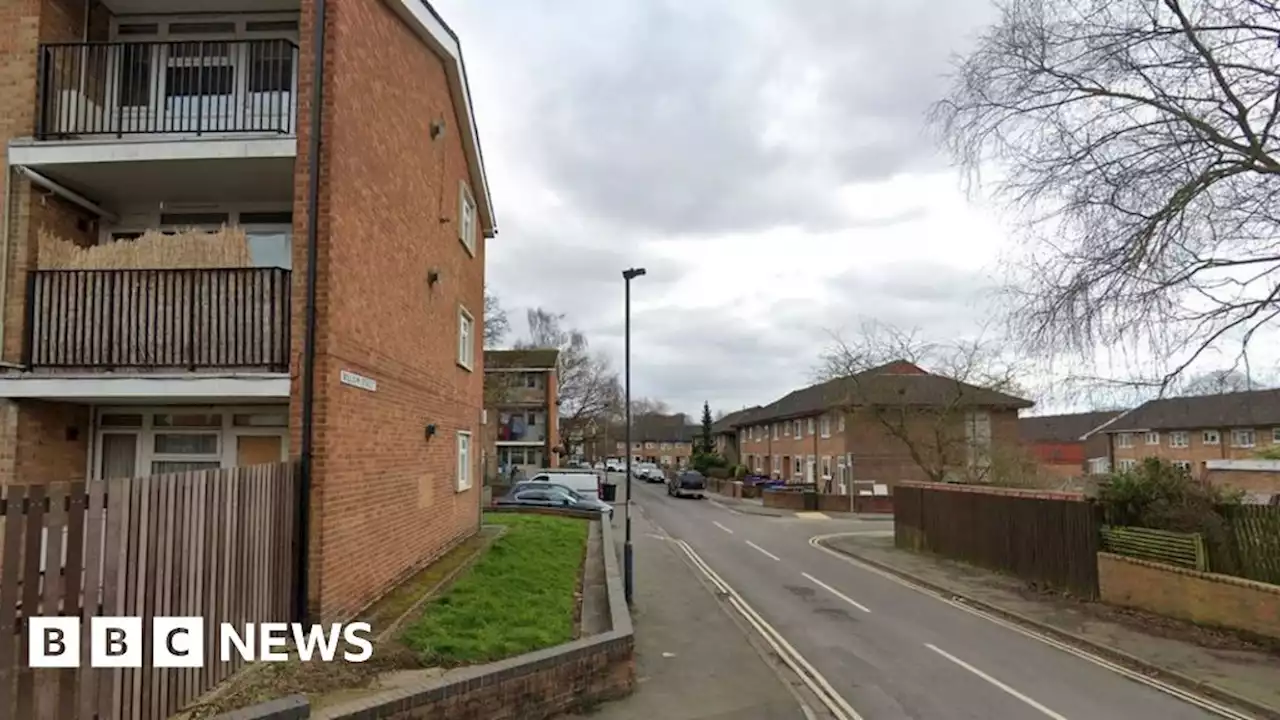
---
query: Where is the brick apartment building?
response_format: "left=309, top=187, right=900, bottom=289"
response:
left=483, top=348, right=560, bottom=478
left=712, top=361, right=1032, bottom=494
left=1019, top=410, right=1119, bottom=479
left=1089, top=389, right=1280, bottom=481
left=613, top=412, right=699, bottom=468
left=0, top=0, right=494, bottom=620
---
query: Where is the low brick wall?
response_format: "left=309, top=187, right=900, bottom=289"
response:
left=762, top=489, right=806, bottom=510
left=1098, top=552, right=1280, bottom=641
left=851, top=495, right=892, bottom=514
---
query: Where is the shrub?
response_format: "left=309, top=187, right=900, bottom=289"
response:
left=691, top=451, right=728, bottom=473
left=733, top=464, right=746, bottom=480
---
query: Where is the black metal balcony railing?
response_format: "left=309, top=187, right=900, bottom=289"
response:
left=36, top=39, right=299, bottom=139
left=23, top=268, right=292, bottom=371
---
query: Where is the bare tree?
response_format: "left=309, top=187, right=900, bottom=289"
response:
left=816, top=320, right=1030, bottom=484
left=1178, top=368, right=1270, bottom=395
left=931, top=0, right=1280, bottom=392
left=629, top=397, right=670, bottom=418
left=516, top=308, right=622, bottom=452
left=484, top=291, right=510, bottom=349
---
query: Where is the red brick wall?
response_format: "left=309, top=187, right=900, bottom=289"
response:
left=1204, top=468, right=1280, bottom=495
left=1098, top=552, right=1280, bottom=641
left=14, top=400, right=89, bottom=484
left=291, top=0, right=484, bottom=621
left=1029, top=440, right=1085, bottom=466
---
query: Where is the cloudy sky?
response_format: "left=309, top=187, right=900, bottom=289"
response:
left=434, top=0, right=1132, bottom=418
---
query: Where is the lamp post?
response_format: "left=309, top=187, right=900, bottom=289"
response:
left=622, top=266, right=646, bottom=605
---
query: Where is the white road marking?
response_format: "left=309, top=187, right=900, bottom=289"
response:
left=808, top=533, right=1258, bottom=720
left=713, top=521, right=734, bottom=534
left=801, top=572, right=871, bottom=613
left=795, top=511, right=830, bottom=520
left=925, top=644, right=1068, bottom=719
left=674, top=538, right=864, bottom=720
left=746, top=540, right=781, bottom=561
left=708, top=498, right=743, bottom=515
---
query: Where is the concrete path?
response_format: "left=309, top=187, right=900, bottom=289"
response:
left=627, top=478, right=1260, bottom=720
left=567, top=474, right=811, bottom=719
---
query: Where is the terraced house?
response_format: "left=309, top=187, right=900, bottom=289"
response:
left=714, top=360, right=1032, bottom=495
left=1088, top=389, right=1280, bottom=481
left=0, top=0, right=495, bottom=619
left=615, top=412, right=699, bottom=468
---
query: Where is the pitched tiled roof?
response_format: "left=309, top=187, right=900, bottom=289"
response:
left=485, top=348, right=559, bottom=369
left=711, top=406, right=763, bottom=435
left=716, top=360, right=1033, bottom=429
left=1101, top=389, right=1280, bottom=432
left=1019, top=411, right=1122, bottom=443
left=617, top=413, right=699, bottom=443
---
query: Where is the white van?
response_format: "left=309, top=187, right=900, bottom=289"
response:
left=525, top=471, right=602, bottom=500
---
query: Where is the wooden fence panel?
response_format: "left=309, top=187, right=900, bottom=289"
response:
left=894, top=483, right=1103, bottom=598
left=1217, top=504, right=1280, bottom=585
left=0, top=462, right=298, bottom=720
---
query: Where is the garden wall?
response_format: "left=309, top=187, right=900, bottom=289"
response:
left=1098, top=552, right=1280, bottom=641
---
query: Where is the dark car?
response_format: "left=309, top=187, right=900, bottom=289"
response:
left=667, top=469, right=706, bottom=499
left=499, top=482, right=614, bottom=520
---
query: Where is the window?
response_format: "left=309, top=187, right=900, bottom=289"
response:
left=1231, top=428, right=1256, bottom=448
left=793, top=457, right=802, bottom=475
left=456, top=306, right=475, bottom=370
left=807, top=418, right=815, bottom=435
left=456, top=431, right=472, bottom=491
left=524, top=373, right=540, bottom=388
left=772, top=455, right=780, bottom=474
left=1145, top=431, right=1160, bottom=445
left=661, top=455, right=672, bottom=465
left=838, top=414, right=845, bottom=432
left=1117, top=458, right=1137, bottom=471
left=645, top=442, right=656, bottom=449
left=1168, top=431, right=1188, bottom=448
left=660, top=442, right=671, bottom=450
left=458, top=182, right=477, bottom=256
left=1273, top=427, right=1280, bottom=444
left=794, top=420, right=802, bottom=437
left=820, top=416, right=831, bottom=438
left=772, top=423, right=780, bottom=440
left=1172, top=460, right=1193, bottom=473
left=783, top=422, right=790, bottom=437
left=821, top=456, right=832, bottom=479
left=1203, top=430, right=1220, bottom=445
left=1117, top=433, right=1133, bottom=448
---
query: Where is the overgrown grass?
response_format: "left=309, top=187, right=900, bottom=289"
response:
left=401, top=512, right=588, bottom=666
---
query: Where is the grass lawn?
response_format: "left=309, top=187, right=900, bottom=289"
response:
left=401, top=512, right=589, bottom=666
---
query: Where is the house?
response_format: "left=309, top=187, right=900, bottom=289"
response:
left=613, top=412, right=700, bottom=468
left=719, top=360, right=1032, bottom=494
left=1019, top=411, right=1120, bottom=478
left=483, top=348, right=560, bottom=477
left=1090, top=389, right=1280, bottom=478
left=711, top=406, right=761, bottom=466
left=0, top=0, right=495, bottom=621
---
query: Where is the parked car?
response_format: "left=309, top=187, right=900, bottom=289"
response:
left=634, top=463, right=663, bottom=483
left=505, top=481, right=613, bottom=519
left=493, top=484, right=583, bottom=512
left=668, top=469, right=707, bottom=499
left=605, top=459, right=623, bottom=472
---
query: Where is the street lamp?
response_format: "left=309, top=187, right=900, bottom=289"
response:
left=622, top=266, right=646, bottom=605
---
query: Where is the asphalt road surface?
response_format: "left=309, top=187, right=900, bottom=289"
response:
left=622, top=476, right=1246, bottom=720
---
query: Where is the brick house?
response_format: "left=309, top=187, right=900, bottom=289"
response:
left=1019, top=411, right=1120, bottom=479
left=712, top=406, right=761, bottom=466
left=1091, top=389, right=1280, bottom=481
left=0, top=0, right=495, bottom=620
left=483, top=348, right=560, bottom=478
left=719, top=360, right=1032, bottom=494
left=613, top=413, right=699, bottom=468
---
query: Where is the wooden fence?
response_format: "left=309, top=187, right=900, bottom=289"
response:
left=894, top=483, right=1103, bottom=598
left=0, top=462, right=300, bottom=720
left=1212, top=504, right=1280, bottom=586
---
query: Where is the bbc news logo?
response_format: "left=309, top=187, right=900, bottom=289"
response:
left=28, top=618, right=373, bottom=668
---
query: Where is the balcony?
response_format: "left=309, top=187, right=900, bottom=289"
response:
left=22, top=268, right=291, bottom=372
left=497, top=411, right=547, bottom=443
left=37, top=39, right=298, bottom=139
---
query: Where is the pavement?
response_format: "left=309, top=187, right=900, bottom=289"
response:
left=822, top=532, right=1280, bottom=719
left=615, top=476, right=1271, bottom=720
left=566, top=473, right=811, bottom=720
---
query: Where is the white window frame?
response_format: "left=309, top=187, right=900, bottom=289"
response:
left=821, top=456, right=832, bottom=479
left=1117, top=458, right=1137, bottom=471
left=820, top=416, right=831, bottom=438
left=457, top=305, right=475, bottom=371
left=458, top=182, right=478, bottom=256
left=91, top=405, right=289, bottom=480
left=794, top=420, right=802, bottom=437
left=456, top=431, right=473, bottom=492
left=772, top=423, right=779, bottom=440
left=783, top=422, right=790, bottom=437
left=1168, top=431, right=1188, bottom=448
left=1172, top=460, right=1193, bottom=473
left=1145, top=431, right=1160, bottom=445
left=1231, top=428, right=1256, bottom=448
left=772, top=455, right=780, bottom=474
left=1273, top=427, right=1280, bottom=444
left=807, top=418, right=815, bottom=435
left=1116, top=433, right=1133, bottom=448
left=1202, top=429, right=1220, bottom=445
left=838, top=414, right=845, bottom=432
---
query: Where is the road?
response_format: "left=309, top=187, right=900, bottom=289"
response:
left=619, top=475, right=1245, bottom=720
